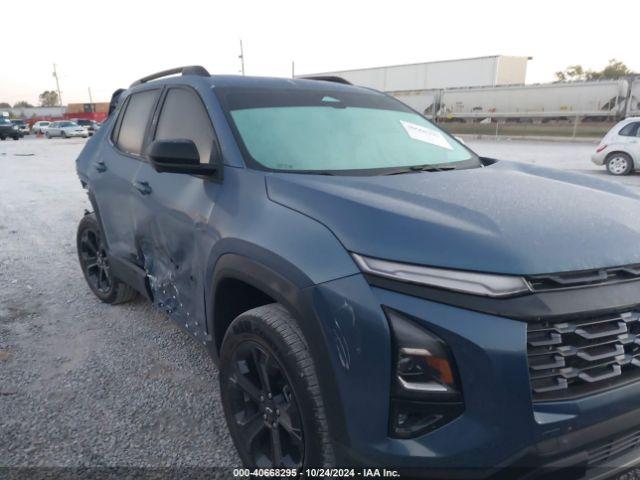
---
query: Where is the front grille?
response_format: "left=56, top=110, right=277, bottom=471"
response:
left=528, top=265, right=640, bottom=291
left=587, top=429, right=640, bottom=466
left=527, top=310, right=640, bottom=401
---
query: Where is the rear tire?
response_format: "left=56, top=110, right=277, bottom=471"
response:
left=220, top=304, right=335, bottom=468
left=45, top=132, right=51, bottom=139
left=62, top=131, right=67, bottom=139
left=76, top=213, right=137, bottom=304
left=606, top=152, right=633, bottom=176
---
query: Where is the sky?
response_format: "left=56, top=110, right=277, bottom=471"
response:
left=1, top=0, right=638, bottom=105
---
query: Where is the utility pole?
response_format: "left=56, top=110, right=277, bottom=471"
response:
left=52, top=63, right=63, bottom=106
left=239, top=39, right=245, bottom=76
left=88, top=87, right=94, bottom=111
left=291, top=60, right=295, bottom=78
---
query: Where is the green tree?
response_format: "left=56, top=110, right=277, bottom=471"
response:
left=555, top=59, right=636, bottom=82
left=13, top=100, right=33, bottom=108
left=0, top=102, right=10, bottom=108
left=555, top=65, right=586, bottom=82
left=39, top=90, right=60, bottom=107
left=588, top=59, right=634, bottom=80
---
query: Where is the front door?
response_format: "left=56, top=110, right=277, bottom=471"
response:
left=131, top=86, right=222, bottom=340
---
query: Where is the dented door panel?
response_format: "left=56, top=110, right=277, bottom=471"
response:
left=131, top=161, right=221, bottom=342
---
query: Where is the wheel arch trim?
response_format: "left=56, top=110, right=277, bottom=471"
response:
left=207, top=252, right=351, bottom=450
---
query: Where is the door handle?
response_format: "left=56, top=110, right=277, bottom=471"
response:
left=133, top=180, right=152, bottom=195
left=94, top=160, right=107, bottom=173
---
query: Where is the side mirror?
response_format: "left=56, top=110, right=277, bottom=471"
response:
left=146, top=139, right=218, bottom=176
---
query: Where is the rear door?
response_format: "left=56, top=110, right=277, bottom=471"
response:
left=88, top=88, right=160, bottom=263
left=131, top=86, right=222, bottom=338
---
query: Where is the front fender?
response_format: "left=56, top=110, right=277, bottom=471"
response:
left=207, top=252, right=361, bottom=457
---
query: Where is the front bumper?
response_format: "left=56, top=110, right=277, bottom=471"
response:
left=66, top=131, right=88, bottom=137
left=309, top=274, right=640, bottom=478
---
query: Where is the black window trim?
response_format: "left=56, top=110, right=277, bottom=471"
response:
left=148, top=84, right=223, bottom=171
left=109, top=87, right=162, bottom=161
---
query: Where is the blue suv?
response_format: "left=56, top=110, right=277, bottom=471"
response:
left=76, top=66, right=640, bottom=478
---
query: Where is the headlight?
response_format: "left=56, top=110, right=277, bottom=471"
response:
left=352, top=253, right=530, bottom=297
left=386, top=309, right=463, bottom=438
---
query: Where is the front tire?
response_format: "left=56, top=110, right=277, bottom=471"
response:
left=45, top=132, right=51, bottom=139
left=606, top=152, right=633, bottom=175
left=76, top=213, right=137, bottom=304
left=220, top=304, right=334, bottom=468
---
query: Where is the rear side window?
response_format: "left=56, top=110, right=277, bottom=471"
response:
left=154, top=88, right=214, bottom=164
left=619, top=122, right=640, bottom=137
left=115, top=89, right=159, bottom=155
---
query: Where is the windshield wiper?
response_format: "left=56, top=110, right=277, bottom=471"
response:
left=283, top=170, right=337, bottom=176
left=385, top=163, right=457, bottom=175
left=409, top=164, right=456, bottom=172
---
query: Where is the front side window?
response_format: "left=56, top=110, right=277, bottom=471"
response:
left=154, top=88, right=214, bottom=164
left=217, top=87, right=478, bottom=174
left=115, top=89, right=159, bottom=155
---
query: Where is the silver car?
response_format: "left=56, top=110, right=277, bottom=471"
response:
left=31, top=121, right=51, bottom=134
left=45, top=121, right=88, bottom=139
left=592, top=117, right=640, bottom=175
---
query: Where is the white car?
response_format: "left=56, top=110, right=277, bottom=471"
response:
left=45, top=121, right=88, bottom=139
left=592, top=117, right=640, bottom=175
left=31, top=121, right=52, bottom=134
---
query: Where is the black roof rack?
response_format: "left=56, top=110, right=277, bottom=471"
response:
left=299, top=75, right=352, bottom=85
left=130, top=65, right=210, bottom=87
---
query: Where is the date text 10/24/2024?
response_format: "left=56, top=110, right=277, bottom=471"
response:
left=233, top=468, right=401, bottom=478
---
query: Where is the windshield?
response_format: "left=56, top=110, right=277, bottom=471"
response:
left=12, top=120, right=25, bottom=125
left=0, top=118, right=11, bottom=125
left=61, top=122, right=77, bottom=127
left=217, top=87, right=479, bottom=174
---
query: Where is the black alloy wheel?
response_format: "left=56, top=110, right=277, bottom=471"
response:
left=78, top=225, right=112, bottom=295
left=76, top=213, right=137, bottom=304
left=226, top=340, right=305, bottom=467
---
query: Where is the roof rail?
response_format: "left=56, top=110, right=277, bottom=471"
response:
left=300, top=75, right=352, bottom=85
left=130, top=65, right=210, bottom=87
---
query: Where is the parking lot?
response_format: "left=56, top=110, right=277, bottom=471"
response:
left=1, top=135, right=639, bottom=475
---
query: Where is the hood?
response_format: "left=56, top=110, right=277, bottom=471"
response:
left=266, top=161, right=640, bottom=275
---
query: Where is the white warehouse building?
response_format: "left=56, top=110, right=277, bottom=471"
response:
left=304, top=55, right=531, bottom=91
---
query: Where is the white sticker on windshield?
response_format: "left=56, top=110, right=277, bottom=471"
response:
left=400, top=121, right=453, bottom=150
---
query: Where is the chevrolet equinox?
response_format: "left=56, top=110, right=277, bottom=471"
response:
left=75, top=66, right=640, bottom=478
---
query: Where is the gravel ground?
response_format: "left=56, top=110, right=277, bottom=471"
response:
left=1, top=136, right=639, bottom=478
left=0, top=137, right=238, bottom=471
